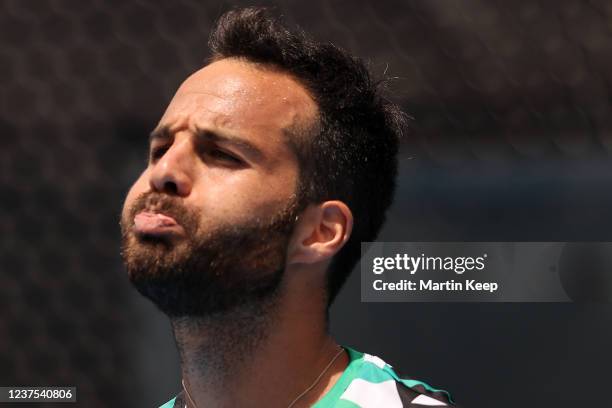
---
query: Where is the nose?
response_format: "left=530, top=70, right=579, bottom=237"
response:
left=148, top=136, right=194, bottom=197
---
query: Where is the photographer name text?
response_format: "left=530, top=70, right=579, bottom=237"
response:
left=373, top=279, right=499, bottom=293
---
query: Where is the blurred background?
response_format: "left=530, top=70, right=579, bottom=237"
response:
left=1, top=0, right=612, bottom=407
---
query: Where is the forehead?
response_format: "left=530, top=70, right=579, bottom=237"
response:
left=158, top=58, right=317, bottom=148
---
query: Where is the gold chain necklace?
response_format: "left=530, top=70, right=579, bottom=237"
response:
left=181, top=347, right=345, bottom=408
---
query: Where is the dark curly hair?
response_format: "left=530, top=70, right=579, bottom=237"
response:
left=208, top=7, right=407, bottom=306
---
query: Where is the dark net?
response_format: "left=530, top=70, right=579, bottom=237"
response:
left=1, top=1, right=612, bottom=407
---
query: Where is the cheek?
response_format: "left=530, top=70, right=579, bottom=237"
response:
left=194, top=176, right=256, bottom=221
left=195, top=170, right=297, bottom=223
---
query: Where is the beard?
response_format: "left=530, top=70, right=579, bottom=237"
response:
left=119, top=191, right=301, bottom=318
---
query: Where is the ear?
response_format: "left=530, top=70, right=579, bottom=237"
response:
left=287, top=200, right=353, bottom=266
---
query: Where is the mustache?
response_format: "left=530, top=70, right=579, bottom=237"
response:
left=127, top=192, right=199, bottom=236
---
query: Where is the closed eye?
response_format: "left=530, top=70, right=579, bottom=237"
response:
left=149, top=145, right=169, bottom=162
left=205, top=148, right=244, bottom=166
left=148, top=145, right=245, bottom=167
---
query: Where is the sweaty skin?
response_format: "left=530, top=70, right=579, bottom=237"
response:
left=123, top=59, right=314, bottom=231
left=121, top=58, right=353, bottom=408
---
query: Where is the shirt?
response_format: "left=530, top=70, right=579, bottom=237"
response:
left=159, top=346, right=455, bottom=407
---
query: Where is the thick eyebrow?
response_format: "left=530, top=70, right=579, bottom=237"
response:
left=149, top=125, right=173, bottom=145
left=148, top=125, right=265, bottom=162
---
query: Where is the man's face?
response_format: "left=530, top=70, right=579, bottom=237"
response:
left=120, top=58, right=317, bottom=317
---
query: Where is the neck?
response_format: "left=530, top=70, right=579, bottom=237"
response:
left=171, top=297, right=276, bottom=395
left=170, top=277, right=347, bottom=408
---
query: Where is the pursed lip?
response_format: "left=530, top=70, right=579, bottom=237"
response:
left=133, top=211, right=184, bottom=236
